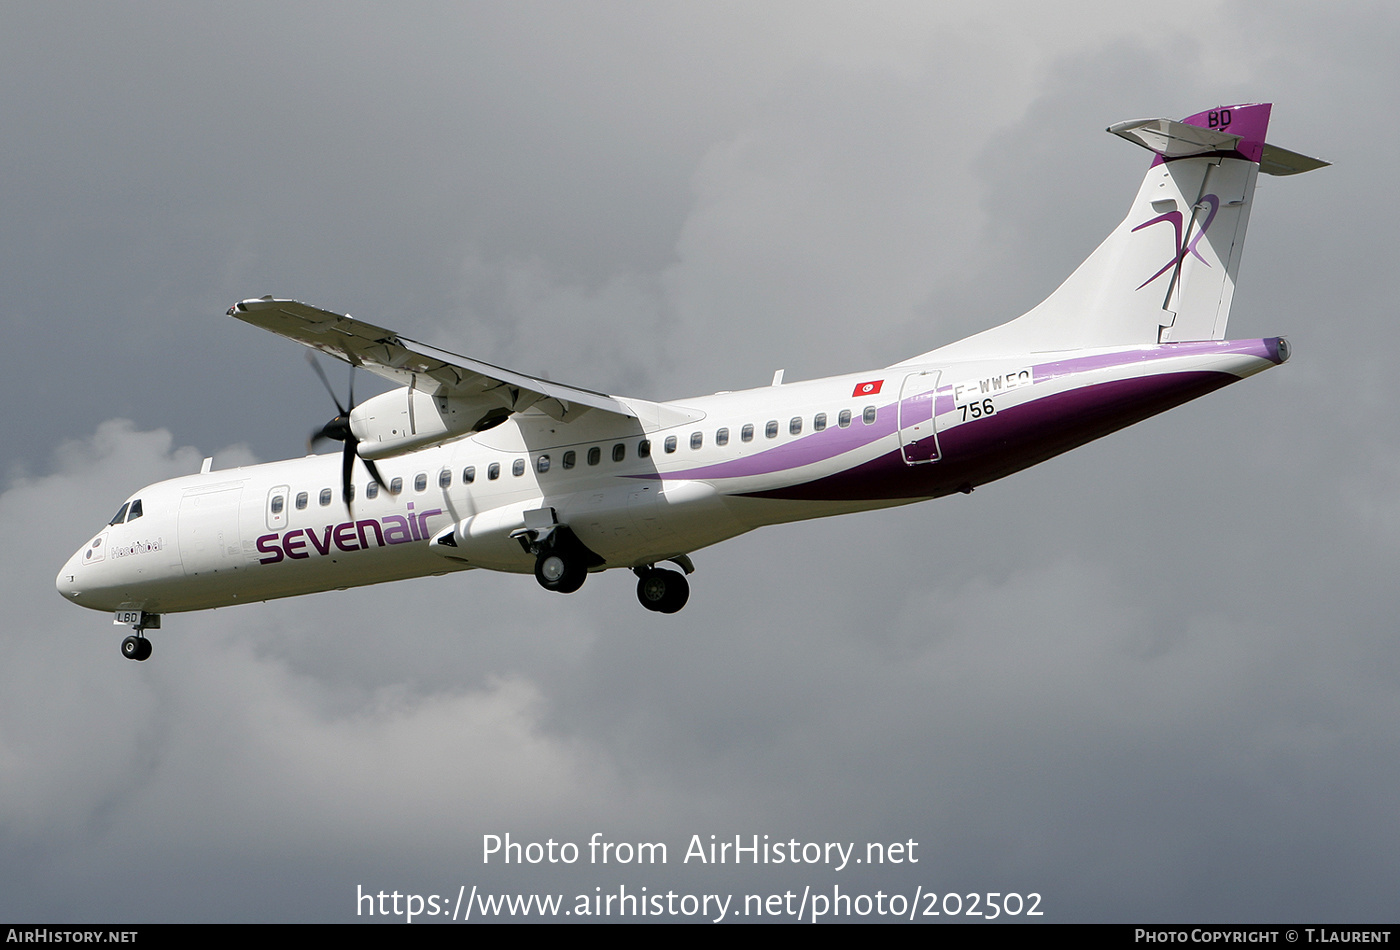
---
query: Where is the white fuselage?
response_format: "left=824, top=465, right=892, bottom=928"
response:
left=56, top=339, right=1283, bottom=615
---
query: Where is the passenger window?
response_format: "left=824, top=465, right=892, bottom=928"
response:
left=612, top=443, right=626, bottom=463
left=814, top=413, right=827, bottom=431
left=664, top=436, right=677, bottom=453
left=863, top=406, right=877, bottom=425
left=790, top=416, right=802, bottom=436
left=295, top=492, right=308, bottom=510
left=390, top=477, right=403, bottom=494
left=690, top=431, right=703, bottom=450
left=463, top=466, right=475, bottom=484
left=439, top=469, right=452, bottom=489
left=127, top=499, right=143, bottom=521
left=588, top=447, right=601, bottom=466
left=487, top=463, right=500, bottom=480
left=765, top=420, right=779, bottom=439
left=266, top=498, right=281, bottom=517
left=838, top=409, right=852, bottom=428
left=319, top=488, right=332, bottom=506
left=414, top=473, right=427, bottom=492
left=741, top=424, right=754, bottom=443
left=562, top=451, right=576, bottom=470
left=638, top=439, right=651, bottom=458
left=346, top=483, right=355, bottom=503
left=512, top=458, right=525, bottom=476
left=366, top=481, right=380, bottom=499
left=537, top=454, right=550, bottom=473
left=716, top=427, right=729, bottom=446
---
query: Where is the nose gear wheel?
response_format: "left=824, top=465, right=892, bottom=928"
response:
left=121, top=635, right=152, bottom=661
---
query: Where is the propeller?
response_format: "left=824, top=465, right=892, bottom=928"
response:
left=306, top=352, right=387, bottom=510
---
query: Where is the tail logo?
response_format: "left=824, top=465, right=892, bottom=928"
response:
left=1131, top=194, right=1220, bottom=290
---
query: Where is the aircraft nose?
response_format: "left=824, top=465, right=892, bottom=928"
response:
left=55, top=550, right=85, bottom=603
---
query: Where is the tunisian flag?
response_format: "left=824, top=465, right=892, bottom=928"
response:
left=852, top=379, right=883, bottom=397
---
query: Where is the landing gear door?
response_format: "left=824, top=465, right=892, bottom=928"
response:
left=898, top=371, right=942, bottom=465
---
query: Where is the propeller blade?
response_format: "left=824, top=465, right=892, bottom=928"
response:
left=341, top=440, right=357, bottom=513
left=306, top=352, right=347, bottom=415
left=361, top=456, right=387, bottom=490
left=304, top=352, right=380, bottom=512
left=309, top=421, right=339, bottom=452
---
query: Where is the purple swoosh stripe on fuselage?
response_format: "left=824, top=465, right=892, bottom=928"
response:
left=645, top=339, right=1282, bottom=484
left=737, top=369, right=1241, bottom=502
left=634, top=402, right=903, bottom=481
left=1032, top=338, right=1283, bottom=384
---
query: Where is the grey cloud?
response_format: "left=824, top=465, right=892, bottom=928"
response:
left=6, top=0, right=1400, bottom=924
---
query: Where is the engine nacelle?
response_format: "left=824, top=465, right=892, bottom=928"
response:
left=349, top=387, right=510, bottom=459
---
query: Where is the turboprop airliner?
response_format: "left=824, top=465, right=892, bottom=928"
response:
left=57, top=103, right=1326, bottom=661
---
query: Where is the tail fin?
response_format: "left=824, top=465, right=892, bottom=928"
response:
left=912, top=103, right=1326, bottom=363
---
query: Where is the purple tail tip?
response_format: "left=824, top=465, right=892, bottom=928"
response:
left=1181, top=102, right=1271, bottom=164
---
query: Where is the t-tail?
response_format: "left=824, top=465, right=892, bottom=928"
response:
left=910, top=103, right=1327, bottom=365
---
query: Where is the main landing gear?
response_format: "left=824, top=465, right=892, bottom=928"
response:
left=534, top=547, right=587, bottom=594
left=115, top=610, right=159, bottom=662
left=512, top=507, right=696, bottom=613
left=633, top=565, right=690, bottom=614
left=514, top=507, right=601, bottom=596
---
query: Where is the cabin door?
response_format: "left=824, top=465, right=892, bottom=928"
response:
left=898, top=371, right=942, bottom=465
left=178, top=485, right=245, bottom=577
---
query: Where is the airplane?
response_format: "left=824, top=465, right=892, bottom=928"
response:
left=57, top=102, right=1326, bottom=661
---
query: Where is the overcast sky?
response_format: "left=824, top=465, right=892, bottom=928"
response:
left=4, top=0, right=1397, bottom=924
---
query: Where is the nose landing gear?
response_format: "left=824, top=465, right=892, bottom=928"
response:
left=121, top=635, right=152, bottom=661
left=114, top=610, right=159, bottom=662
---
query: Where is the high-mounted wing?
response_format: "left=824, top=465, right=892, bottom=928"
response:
left=230, top=297, right=634, bottom=424
left=230, top=298, right=703, bottom=459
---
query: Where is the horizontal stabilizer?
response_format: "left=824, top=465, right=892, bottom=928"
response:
left=1258, top=143, right=1330, bottom=176
left=1109, top=117, right=1242, bottom=159
left=1110, top=111, right=1328, bottom=177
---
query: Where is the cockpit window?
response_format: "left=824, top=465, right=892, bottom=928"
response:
left=127, top=499, right=143, bottom=522
left=109, top=502, right=130, bottom=525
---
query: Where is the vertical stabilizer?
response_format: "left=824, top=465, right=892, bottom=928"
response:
left=1145, top=104, right=1268, bottom=344
left=906, top=104, right=1325, bottom=365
